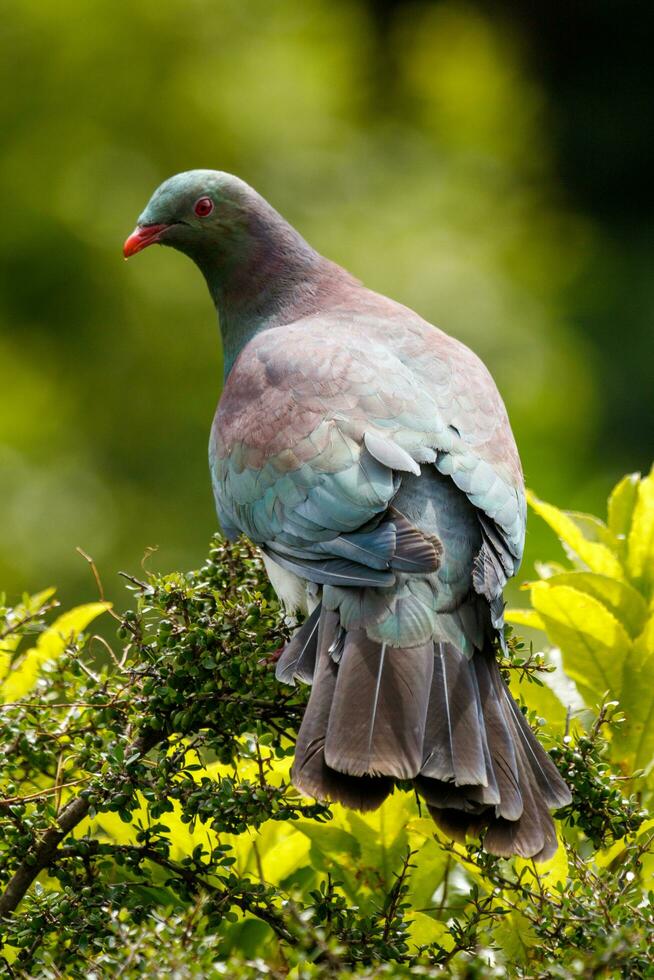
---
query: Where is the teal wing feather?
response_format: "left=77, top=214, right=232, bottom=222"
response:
left=209, top=309, right=525, bottom=644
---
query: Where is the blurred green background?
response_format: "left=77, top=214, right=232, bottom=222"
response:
left=1, top=0, right=652, bottom=609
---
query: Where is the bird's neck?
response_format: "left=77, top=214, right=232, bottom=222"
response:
left=190, top=206, right=339, bottom=377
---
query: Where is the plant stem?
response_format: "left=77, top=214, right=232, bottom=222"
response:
left=0, top=729, right=160, bottom=918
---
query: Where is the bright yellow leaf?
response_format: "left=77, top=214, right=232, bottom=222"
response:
left=0, top=587, right=57, bottom=682
left=529, top=581, right=631, bottom=705
left=515, top=832, right=567, bottom=887
left=1, top=602, right=110, bottom=703
left=505, top=607, right=546, bottom=631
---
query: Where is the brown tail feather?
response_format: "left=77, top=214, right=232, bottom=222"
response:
left=324, top=631, right=433, bottom=779
left=284, top=608, right=570, bottom=858
left=416, top=649, right=570, bottom=860
left=292, top=610, right=391, bottom=810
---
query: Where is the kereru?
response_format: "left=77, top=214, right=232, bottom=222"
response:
left=125, top=170, right=571, bottom=859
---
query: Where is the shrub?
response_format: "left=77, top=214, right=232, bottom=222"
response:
left=1, top=469, right=654, bottom=978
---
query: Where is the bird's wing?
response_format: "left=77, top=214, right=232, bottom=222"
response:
left=210, top=311, right=525, bottom=604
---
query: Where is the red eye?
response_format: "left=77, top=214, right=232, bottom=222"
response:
left=194, top=196, right=214, bottom=217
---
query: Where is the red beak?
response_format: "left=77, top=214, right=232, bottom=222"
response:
left=123, top=223, right=170, bottom=258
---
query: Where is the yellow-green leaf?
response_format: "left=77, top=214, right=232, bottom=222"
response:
left=608, top=471, right=640, bottom=547
left=527, top=491, right=623, bottom=579
left=1, top=602, right=110, bottom=703
left=0, top=588, right=57, bottom=682
left=534, top=561, right=569, bottom=579
left=567, top=511, right=621, bottom=552
left=427, top=824, right=489, bottom=892
left=515, top=833, right=567, bottom=888
left=341, top=791, right=418, bottom=888
left=540, top=572, right=648, bottom=639
left=529, top=581, right=631, bottom=705
left=292, top=821, right=360, bottom=861
left=634, top=612, right=654, bottom=658
left=505, top=607, right=545, bottom=631
left=627, top=466, right=654, bottom=597
left=493, top=910, right=537, bottom=963
left=405, top=831, right=451, bottom=909
left=509, top=673, right=568, bottom=734
left=595, top=818, right=654, bottom=870
left=409, top=911, right=451, bottom=949
left=613, top=645, right=654, bottom=775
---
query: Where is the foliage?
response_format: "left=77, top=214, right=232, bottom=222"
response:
left=506, top=465, right=654, bottom=797
left=2, top=472, right=654, bottom=977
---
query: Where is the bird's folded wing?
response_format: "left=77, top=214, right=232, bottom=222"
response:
left=210, top=313, right=525, bottom=586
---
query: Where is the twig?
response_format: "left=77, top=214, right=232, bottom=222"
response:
left=0, top=729, right=160, bottom=918
left=382, top=847, right=415, bottom=943
left=118, top=571, right=150, bottom=590
left=0, top=776, right=93, bottom=806
left=120, top=844, right=295, bottom=944
left=76, top=547, right=106, bottom=604
left=0, top=602, right=59, bottom=643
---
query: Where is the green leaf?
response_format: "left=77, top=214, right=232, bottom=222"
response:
left=608, top=471, right=641, bottom=551
left=529, top=581, right=631, bottom=705
left=222, top=919, right=271, bottom=959
left=527, top=491, right=623, bottom=579
left=539, top=571, right=648, bottom=639
left=504, top=607, right=546, bottom=631
left=613, top=614, right=654, bottom=775
left=626, top=466, right=654, bottom=598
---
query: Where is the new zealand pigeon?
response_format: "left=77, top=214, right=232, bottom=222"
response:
left=124, top=170, right=571, bottom=859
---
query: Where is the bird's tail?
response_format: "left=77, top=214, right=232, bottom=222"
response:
left=278, top=604, right=571, bottom=860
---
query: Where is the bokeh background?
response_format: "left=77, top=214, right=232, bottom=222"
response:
left=2, top=0, right=653, bottom=610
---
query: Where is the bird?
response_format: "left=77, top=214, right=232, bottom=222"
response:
left=124, top=170, right=571, bottom=860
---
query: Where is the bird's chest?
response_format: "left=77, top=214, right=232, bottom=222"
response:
left=212, top=348, right=324, bottom=459
left=208, top=385, right=320, bottom=543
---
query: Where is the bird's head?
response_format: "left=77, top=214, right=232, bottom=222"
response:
left=123, top=170, right=258, bottom=263
left=124, top=170, right=322, bottom=372
left=123, top=169, right=319, bottom=311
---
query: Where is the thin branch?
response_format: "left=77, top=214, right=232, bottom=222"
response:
left=122, top=845, right=295, bottom=944
left=0, top=602, right=60, bottom=643
left=0, top=729, right=161, bottom=918
left=76, top=547, right=106, bottom=604
left=0, top=776, right=93, bottom=806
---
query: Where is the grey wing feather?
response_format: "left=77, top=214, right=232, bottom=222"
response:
left=275, top=605, right=321, bottom=685
left=388, top=507, right=443, bottom=573
left=502, top=690, right=572, bottom=808
left=364, top=430, right=421, bottom=476
left=483, top=741, right=547, bottom=859
left=264, top=548, right=396, bottom=587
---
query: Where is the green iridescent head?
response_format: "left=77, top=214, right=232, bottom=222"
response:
left=123, top=170, right=261, bottom=261
left=125, top=170, right=319, bottom=374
